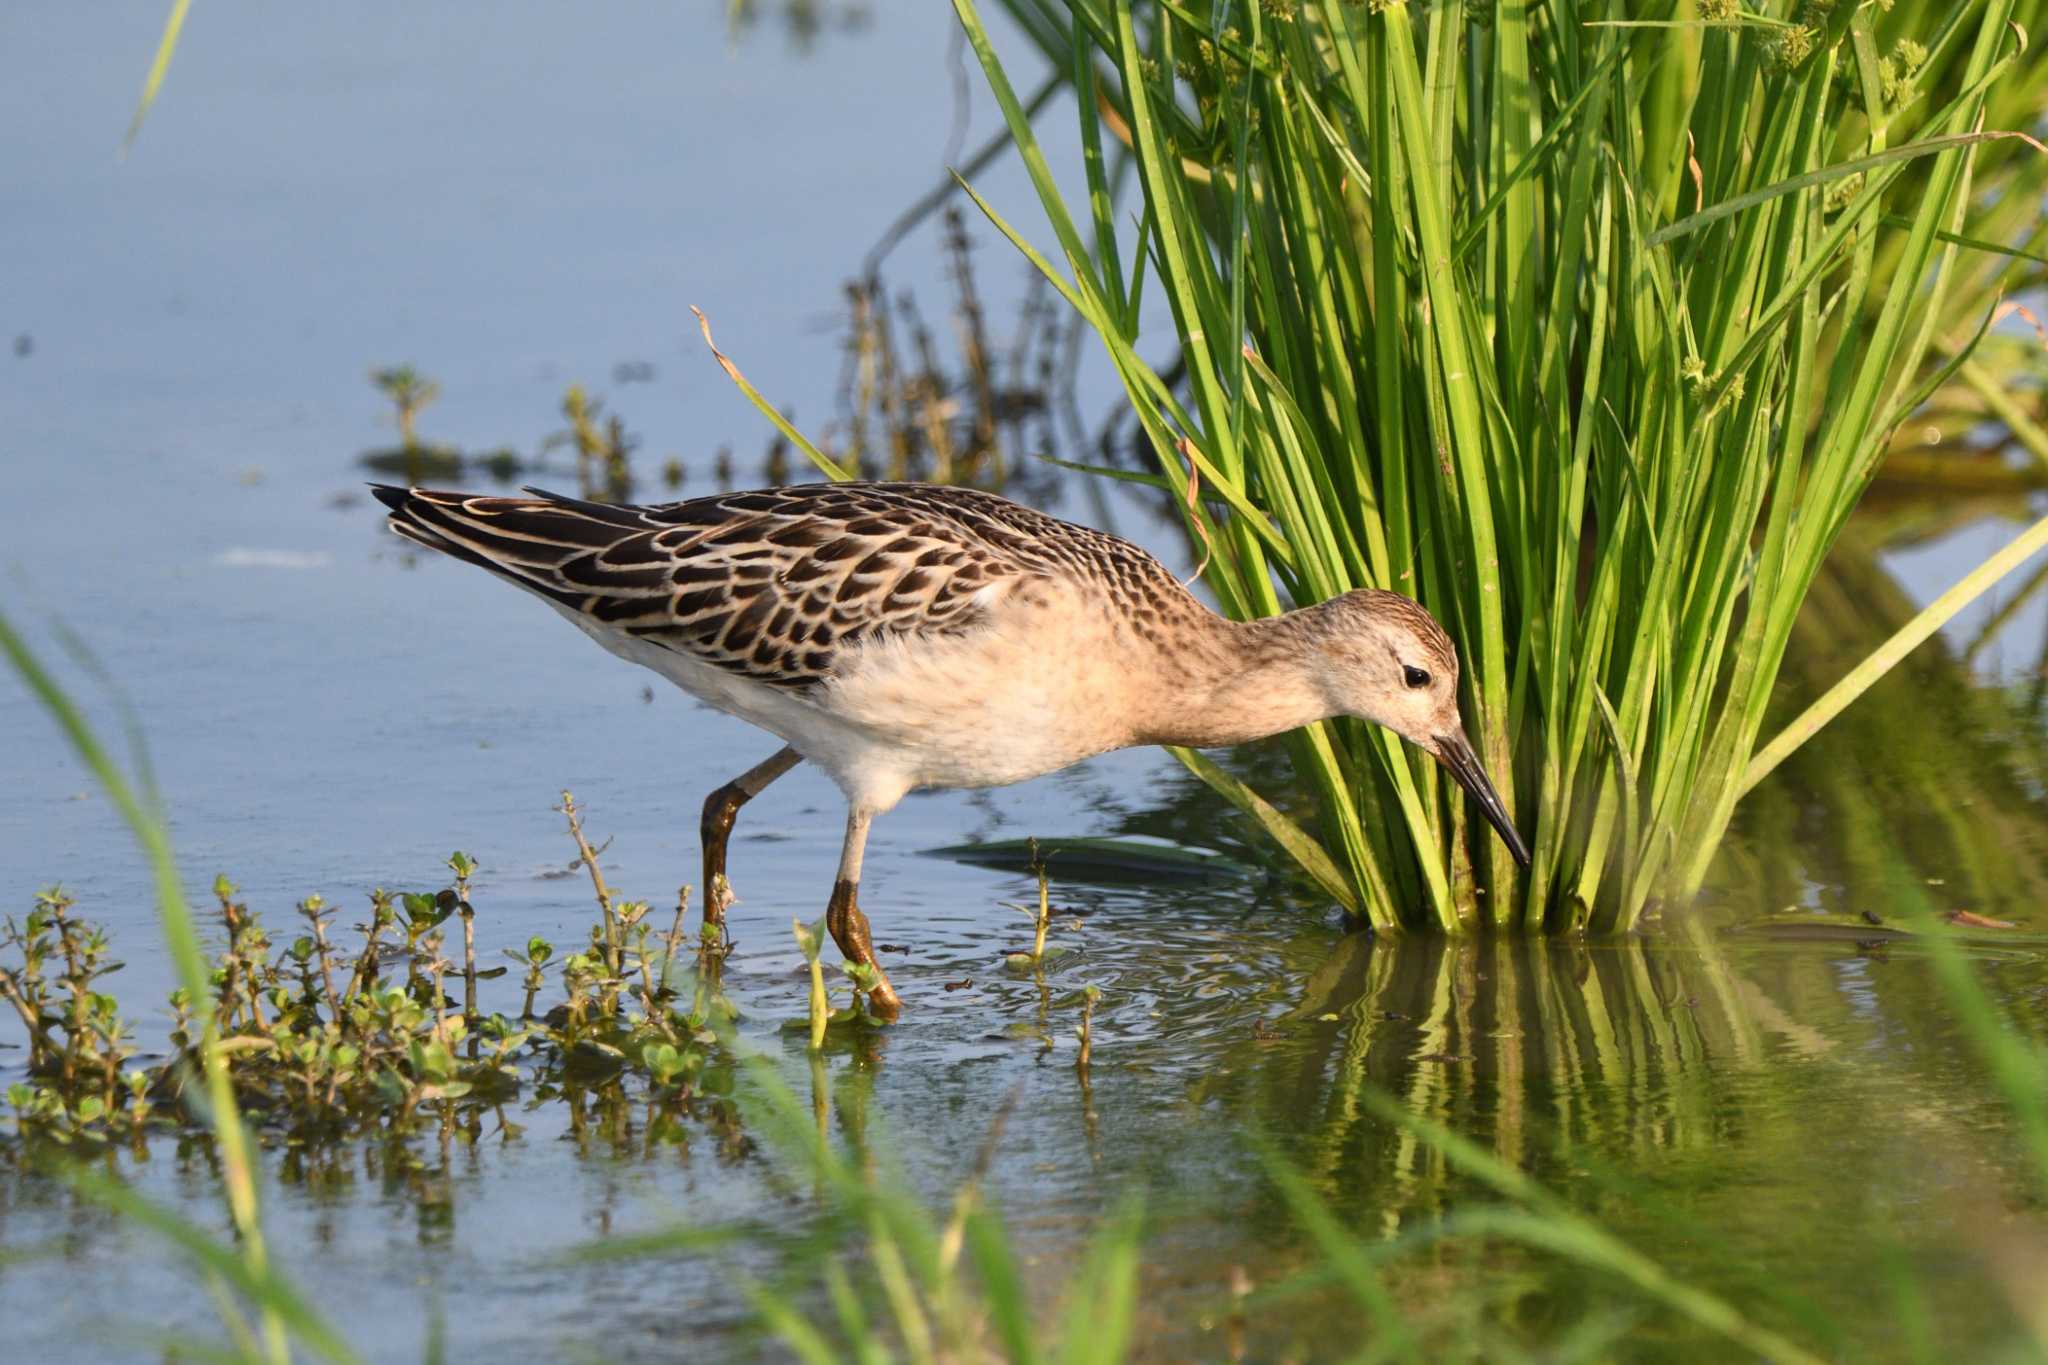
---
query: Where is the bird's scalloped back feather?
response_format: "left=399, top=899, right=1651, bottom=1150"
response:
left=373, top=482, right=1193, bottom=689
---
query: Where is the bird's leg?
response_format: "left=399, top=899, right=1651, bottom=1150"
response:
left=825, top=806, right=902, bottom=1021
left=700, top=745, right=801, bottom=937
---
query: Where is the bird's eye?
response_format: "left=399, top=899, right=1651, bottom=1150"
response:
left=1403, top=665, right=1431, bottom=689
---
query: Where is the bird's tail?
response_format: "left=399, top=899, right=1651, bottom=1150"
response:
left=370, top=484, right=678, bottom=617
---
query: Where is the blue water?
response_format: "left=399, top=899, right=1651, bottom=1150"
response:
left=6, top=5, right=2048, bottom=1362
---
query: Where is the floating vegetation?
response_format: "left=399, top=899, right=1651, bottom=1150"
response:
left=723, top=0, right=875, bottom=54
left=787, top=914, right=888, bottom=1052
left=358, top=372, right=671, bottom=504
left=359, top=363, right=532, bottom=486
left=1073, top=981, right=1099, bottom=1073
left=356, top=443, right=526, bottom=484
left=370, top=365, right=437, bottom=455
left=1001, top=838, right=1062, bottom=971
left=1, top=801, right=750, bottom=1160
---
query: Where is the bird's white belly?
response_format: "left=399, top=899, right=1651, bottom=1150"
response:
left=548, top=597, right=1133, bottom=813
left=550, top=604, right=832, bottom=743
left=823, top=617, right=1133, bottom=793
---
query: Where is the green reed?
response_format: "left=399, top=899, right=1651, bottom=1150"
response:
left=936, top=0, right=2048, bottom=931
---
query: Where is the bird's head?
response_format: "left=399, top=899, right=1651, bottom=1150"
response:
left=1304, top=589, right=1531, bottom=869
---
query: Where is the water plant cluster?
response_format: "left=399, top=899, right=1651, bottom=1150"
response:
left=358, top=368, right=649, bottom=498
left=0, top=799, right=767, bottom=1160
left=926, top=0, right=2048, bottom=933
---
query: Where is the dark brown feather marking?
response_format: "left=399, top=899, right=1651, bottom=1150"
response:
left=376, top=481, right=1207, bottom=690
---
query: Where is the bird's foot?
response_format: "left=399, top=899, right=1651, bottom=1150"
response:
left=841, top=958, right=903, bottom=1022
left=826, top=878, right=902, bottom=1021
left=863, top=976, right=903, bottom=1022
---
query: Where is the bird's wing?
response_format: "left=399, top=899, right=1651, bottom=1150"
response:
left=372, top=482, right=1042, bottom=689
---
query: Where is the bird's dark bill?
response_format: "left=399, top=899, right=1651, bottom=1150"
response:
left=1434, top=730, right=1532, bottom=869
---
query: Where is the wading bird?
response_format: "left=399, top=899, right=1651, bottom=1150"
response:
left=374, top=482, right=1529, bottom=1018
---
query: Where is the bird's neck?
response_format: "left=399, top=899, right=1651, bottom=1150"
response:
left=1136, top=606, right=1334, bottom=748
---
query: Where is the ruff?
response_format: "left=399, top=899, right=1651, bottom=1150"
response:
left=374, top=481, right=1528, bottom=1018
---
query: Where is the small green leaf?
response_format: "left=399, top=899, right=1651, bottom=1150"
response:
left=791, top=917, right=822, bottom=961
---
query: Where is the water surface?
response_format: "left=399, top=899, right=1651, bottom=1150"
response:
left=4, top=5, right=2048, bottom=1361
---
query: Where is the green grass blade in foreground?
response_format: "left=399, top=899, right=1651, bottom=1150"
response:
left=570, top=1053, right=1147, bottom=1362
left=1742, top=509, right=2048, bottom=794
left=747, top=1286, right=851, bottom=1365
left=69, top=1168, right=362, bottom=1365
left=0, top=608, right=329, bottom=1365
left=1050, top=1198, right=1142, bottom=1365
left=963, top=1207, right=1039, bottom=1365
left=1354, top=1091, right=1828, bottom=1365
left=1425, top=1207, right=1828, bottom=1365
left=1261, top=1156, right=1416, bottom=1357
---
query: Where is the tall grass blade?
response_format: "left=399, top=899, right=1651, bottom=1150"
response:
left=0, top=608, right=323, bottom=1363
left=123, top=0, right=191, bottom=155
left=1743, top=509, right=2048, bottom=794
left=692, top=306, right=851, bottom=481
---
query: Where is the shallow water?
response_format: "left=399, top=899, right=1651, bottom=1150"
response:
left=5, top=5, right=2048, bottom=1361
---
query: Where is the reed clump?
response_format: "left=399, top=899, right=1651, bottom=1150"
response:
left=946, top=0, right=2048, bottom=931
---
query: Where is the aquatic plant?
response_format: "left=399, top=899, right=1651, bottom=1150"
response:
left=0, top=610, right=329, bottom=1362
left=545, top=384, right=639, bottom=502
left=1073, top=981, right=1099, bottom=1073
left=369, top=363, right=440, bottom=469
left=935, top=0, right=2048, bottom=932
left=1002, top=838, right=1058, bottom=968
left=0, top=827, right=742, bottom=1160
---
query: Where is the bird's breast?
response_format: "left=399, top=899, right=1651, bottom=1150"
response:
left=821, top=585, right=1144, bottom=791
